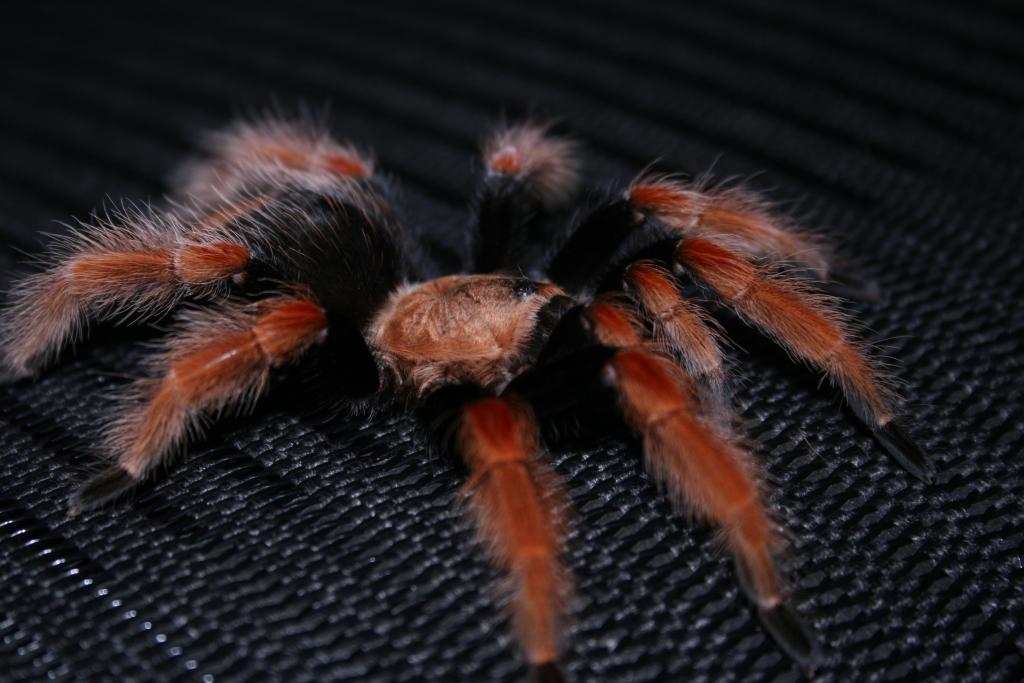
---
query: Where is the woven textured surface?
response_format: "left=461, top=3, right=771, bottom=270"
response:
left=1, top=1, right=1023, bottom=681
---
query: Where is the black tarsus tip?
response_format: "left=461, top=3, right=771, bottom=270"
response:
left=873, top=418, right=935, bottom=484
left=736, top=557, right=820, bottom=671
left=758, top=602, right=821, bottom=672
left=531, top=662, right=566, bottom=683
left=67, top=465, right=139, bottom=517
left=821, top=267, right=881, bottom=303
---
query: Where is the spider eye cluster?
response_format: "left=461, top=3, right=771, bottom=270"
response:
left=512, top=278, right=538, bottom=299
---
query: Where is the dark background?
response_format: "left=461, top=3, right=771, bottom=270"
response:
left=1, top=1, right=1022, bottom=681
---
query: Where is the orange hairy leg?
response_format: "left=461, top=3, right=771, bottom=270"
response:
left=628, top=177, right=831, bottom=279
left=603, top=347, right=817, bottom=664
left=472, top=123, right=579, bottom=272
left=174, top=118, right=375, bottom=207
left=676, top=237, right=931, bottom=480
left=68, top=295, right=326, bottom=515
left=240, top=141, right=372, bottom=179
left=0, top=232, right=250, bottom=379
left=584, top=296, right=644, bottom=348
left=583, top=304, right=773, bottom=585
left=575, top=301, right=816, bottom=663
left=622, top=261, right=728, bottom=409
left=457, top=396, right=568, bottom=683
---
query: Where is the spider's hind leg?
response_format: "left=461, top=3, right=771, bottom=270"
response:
left=510, top=300, right=820, bottom=667
left=173, top=115, right=375, bottom=208
left=69, top=292, right=327, bottom=515
left=469, top=123, right=579, bottom=273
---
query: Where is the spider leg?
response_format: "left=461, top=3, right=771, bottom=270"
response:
left=621, top=260, right=729, bottom=411
left=629, top=174, right=880, bottom=300
left=0, top=210, right=251, bottom=379
left=511, top=300, right=819, bottom=666
left=628, top=176, right=832, bottom=279
left=68, top=293, right=326, bottom=515
left=607, top=349, right=817, bottom=664
left=544, top=182, right=929, bottom=478
left=172, top=116, right=374, bottom=208
left=470, top=123, right=579, bottom=272
left=675, top=236, right=932, bottom=481
left=545, top=169, right=876, bottom=300
left=419, top=387, right=569, bottom=683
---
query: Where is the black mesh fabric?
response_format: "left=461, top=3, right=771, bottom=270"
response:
left=1, top=1, right=1022, bottom=681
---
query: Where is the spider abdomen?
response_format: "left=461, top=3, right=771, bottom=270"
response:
left=227, top=183, right=404, bottom=329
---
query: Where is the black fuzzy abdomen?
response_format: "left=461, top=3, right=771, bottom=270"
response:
left=239, top=184, right=404, bottom=328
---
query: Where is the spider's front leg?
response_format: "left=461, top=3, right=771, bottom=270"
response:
left=69, top=293, right=328, bottom=515
left=672, top=236, right=931, bottom=480
left=372, top=274, right=578, bottom=682
left=420, top=387, right=569, bottom=683
left=627, top=175, right=878, bottom=300
left=543, top=176, right=932, bottom=481
left=510, top=300, right=819, bottom=666
left=622, top=260, right=730, bottom=412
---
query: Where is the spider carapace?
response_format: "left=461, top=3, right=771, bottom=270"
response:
left=0, top=118, right=933, bottom=681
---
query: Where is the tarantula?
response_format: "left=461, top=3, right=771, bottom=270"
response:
left=0, top=117, right=932, bottom=681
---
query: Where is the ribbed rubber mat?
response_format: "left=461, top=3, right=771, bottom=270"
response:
left=0, top=1, right=1021, bottom=681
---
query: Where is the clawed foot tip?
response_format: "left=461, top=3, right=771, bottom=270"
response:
left=875, top=418, right=935, bottom=484
left=758, top=602, right=821, bottom=670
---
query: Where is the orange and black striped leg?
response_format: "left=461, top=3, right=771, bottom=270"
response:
left=0, top=218, right=250, bottom=379
left=68, top=294, right=327, bottom=515
left=421, top=388, right=569, bottom=683
left=676, top=237, right=932, bottom=481
left=622, top=260, right=729, bottom=411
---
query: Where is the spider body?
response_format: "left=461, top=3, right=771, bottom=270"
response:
left=0, top=117, right=934, bottom=682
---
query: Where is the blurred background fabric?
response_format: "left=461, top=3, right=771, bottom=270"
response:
left=1, top=1, right=1022, bottom=681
